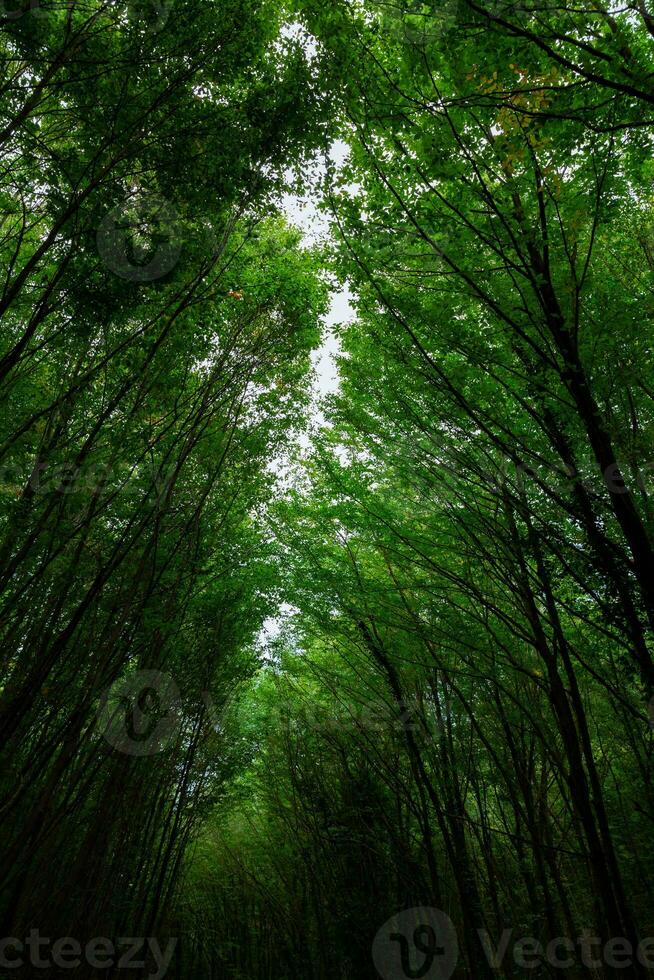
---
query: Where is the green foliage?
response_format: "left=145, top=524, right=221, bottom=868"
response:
left=3, top=2, right=654, bottom=978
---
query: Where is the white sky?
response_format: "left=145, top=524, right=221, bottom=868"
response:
left=312, top=286, right=353, bottom=396
left=258, top=143, right=355, bottom=646
left=280, top=139, right=354, bottom=412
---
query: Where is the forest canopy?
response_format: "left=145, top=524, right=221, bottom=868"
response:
left=0, top=1, right=653, bottom=978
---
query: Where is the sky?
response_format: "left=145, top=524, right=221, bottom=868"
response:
left=281, top=140, right=354, bottom=398
left=258, top=143, right=355, bottom=646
